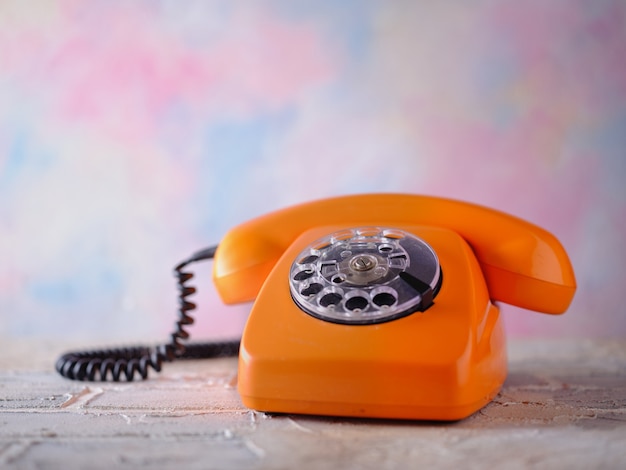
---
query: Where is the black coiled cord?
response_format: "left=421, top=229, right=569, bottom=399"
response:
left=55, top=245, right=240, bottom=382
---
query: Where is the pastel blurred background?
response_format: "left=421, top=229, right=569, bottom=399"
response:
left=1, top=0, right=625, bottom=344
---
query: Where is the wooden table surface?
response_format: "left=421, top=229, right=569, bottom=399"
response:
left=1, top=338, right=625, bottom=469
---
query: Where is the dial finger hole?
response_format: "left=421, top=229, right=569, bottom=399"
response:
left=319, top=292, right=343, bottom=308
left=371, top=287, right=398, bottom=309
left=293, top=265, right=316, bottom=281
left=345, top=296, right=369, bottom=312
left=301, top=283, right=323, bottom=297
left=382, top=229, right=405, bottom=240
left=378, top=243, right=394, bottom=253
left=331, top=229, right=355, bottom=242
left=373, top=292, right=396, bottom=307
left=298, top=253, right=319, bottom=264
left=357, top=227, right=381, bottom=237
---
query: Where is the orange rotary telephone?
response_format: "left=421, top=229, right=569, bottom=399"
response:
left=214, top=194, right=575, bottom=420
left=57, top=194, right=576, bottom=421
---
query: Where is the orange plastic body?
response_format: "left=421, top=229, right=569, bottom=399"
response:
left=212, top=194, right=577, bottom=420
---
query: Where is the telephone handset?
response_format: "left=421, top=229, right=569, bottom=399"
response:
left=214, top=193, right=575, bottom=313
left=57, top=194, right=576, bottom=421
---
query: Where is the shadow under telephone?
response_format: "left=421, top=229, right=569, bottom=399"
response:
left=57, top=194, right=576, bottom=421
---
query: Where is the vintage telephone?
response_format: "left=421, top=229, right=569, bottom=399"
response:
left=57, top=194, right=576, bottom=420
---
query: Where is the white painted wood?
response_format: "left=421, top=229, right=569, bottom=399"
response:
left=1, top=339, right=625, bottom=469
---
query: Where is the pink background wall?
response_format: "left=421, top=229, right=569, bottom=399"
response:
left=1, top=1, right=625, bottom=342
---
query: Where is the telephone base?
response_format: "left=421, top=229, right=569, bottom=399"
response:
left=236, top=225, right=508, bottom=421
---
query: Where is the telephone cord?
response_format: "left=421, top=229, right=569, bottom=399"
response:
left=55, top=245, right=240, bottom=382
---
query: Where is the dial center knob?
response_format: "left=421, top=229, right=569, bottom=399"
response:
left=349, top=254, right=378, bottom=272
